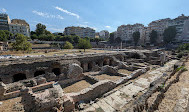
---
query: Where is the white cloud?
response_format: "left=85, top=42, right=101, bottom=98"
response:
left=84, top=22, right=89, bottom=24
left=0, top=8, right=6, bottom=13
left=32, top=21, right=57, bottom=27
left=48, top=28, right=64, bottom=32
left=105, top=26, right=111, bottom=28
left=55, top=6, right=80, bottom=19
left=32, top=10, right=64, bottom=20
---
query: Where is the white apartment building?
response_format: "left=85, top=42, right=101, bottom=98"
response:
left=99, top=30, right=110, bottom=40
left=9, top=19, right=30, bottom=37
left=9, top=23, right=30, bottom=37
left=117, top=23, right=145, bottom=45
left=168, top=14, right=189, bottom=41
left=146, top=18, right=171, bottom=43
left=64, top=26, right=95, bottom=38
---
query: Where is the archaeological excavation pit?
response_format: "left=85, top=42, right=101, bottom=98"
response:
left=62, top=79, right=96, bottom=93
left=93, top=74, right=122, bottom=81
left=118, top=69, right=133, bottom=75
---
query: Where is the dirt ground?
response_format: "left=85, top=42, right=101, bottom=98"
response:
left=63, top=80, right=92, bottom=93
left=0, top=49, right=113, bottom=56
left=0, top=97, right=24, bottom=112
left=94, top=74, right=121, bottom=81
left=118, top=69, right=133, bottom=75
left=155, top=58, right=189, bottom=112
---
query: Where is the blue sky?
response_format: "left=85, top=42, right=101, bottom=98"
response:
left=0, top=0, right=189, bottom=33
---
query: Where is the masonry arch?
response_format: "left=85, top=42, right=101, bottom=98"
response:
left=52, top=68, right=61, bottom=76
left=109, top=60, right=113, bottom=66
left=34, top=70, right=45, bottom=77
left=103, top=59, right=109, bottom=66
left=13, top=73, right=27, bottom=82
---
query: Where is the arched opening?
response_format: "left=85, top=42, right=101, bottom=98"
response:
left=109, top=60, right=113, bottom=66
left=131, top=53, right=140, bottom=59
left=34, top=70, right=45, bottom=77
left=0, top=78, right=2, bottom=82
left=81, top=63, right=84, bottom=71
left=52, top=68, right=61, bottom=76
left=13, top=73, right=27, bottom=82
left=103, top=60, right=108, bottom=66
left=88, top=62, right=93, bottom=71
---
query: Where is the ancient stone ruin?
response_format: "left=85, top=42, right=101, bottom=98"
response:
left=0, top=49, right=183, bottom=112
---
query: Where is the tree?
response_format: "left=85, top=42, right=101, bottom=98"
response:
left=12, top=33, right=32, bottom=51
left=115, top=37, right=122, bottom=43
left=35, top=23, right=47, bottom=36
left=3, top=30, right=13, bottom=40
left=109, top=33, right=115, bottom=44
left=63, top=41, right=73, bottom=49
left=150, top=30, right=158, bottom=44
left=31, top=34, right=38, bottom=40
left=133, top=31, right=140, bottom=46
left=78, top=38, right=92, bottom=52
left=0, top=30, right=8, bottom=41
left=163, top=26, right=177, bottom=44
left=73, top=36, right=80, bottom=44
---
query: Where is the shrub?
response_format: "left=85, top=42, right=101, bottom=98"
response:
left=63, top=41, right=73, bottom=49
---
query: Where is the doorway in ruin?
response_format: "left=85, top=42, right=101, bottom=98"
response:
left=34, top=70, right=45, bottom=77
left=0, top=78, right=2, bottom=82
left=109, top=60, right=113, bottom=66
left=52, top=68, right=61, bottom=76
left=81, top=63, right=84, bottom=71
left=13, top=73, right=27, bottom=82
left=88, top=62, right=93, bottom=71
left=103, top=59, right=108, bottom=66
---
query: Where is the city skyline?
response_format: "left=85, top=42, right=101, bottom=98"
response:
left=0, top=0, right=189, bottom=33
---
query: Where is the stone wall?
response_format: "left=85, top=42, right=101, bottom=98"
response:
left=68, top=80, right=117, bottom=102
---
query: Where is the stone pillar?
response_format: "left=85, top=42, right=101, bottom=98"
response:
left=21, top=87, right=36, bottom=112
left=83, top=63, right=88, bottom=72
left=0, top=82, right=7, bottom=100
left=106, top=59, right=110, bottom=65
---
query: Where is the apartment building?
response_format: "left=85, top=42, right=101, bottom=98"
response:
left=0, top=14, right=30, bottom=37
left=168, top=14, right=189, bottom=41
left=146, top=18, right=171, bottom=43
left=145, top=14, right=189, bottom=44
left=99, top=30, right=110, bottom=40
left=0, top=13, right=11, bottom=31
left=9, top=19, right=30, bottom=37
left=95, top=32, right=100, bottom=38
left=64, top=26, right=95, bottom=38
left=117, top=23, right=145, bottom=45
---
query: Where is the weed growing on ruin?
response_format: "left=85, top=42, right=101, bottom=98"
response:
left=96, top=107, right=104, bottom=112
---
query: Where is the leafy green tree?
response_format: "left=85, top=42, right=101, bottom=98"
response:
left=35, top=23, right=47, bottom=36
left=163, top=26, right=177, bottom=44
left=0, top=30, right=8, bottom=41
left=78, top=38, right=92, bottom=52
left=3, top=30, right=13, bottom=40
left=133, top=31, right=140, bottom=46
left=150, top=30, right=158, bottom=44
left=73, top=36, right=80, bottom=44
left=31, top=34, right=38, bottom=40
left=12, top=33, right=32, bottom=51
left=109, top=33, right=115, bottom=44
left=63, top=41, right=73, bottom=49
